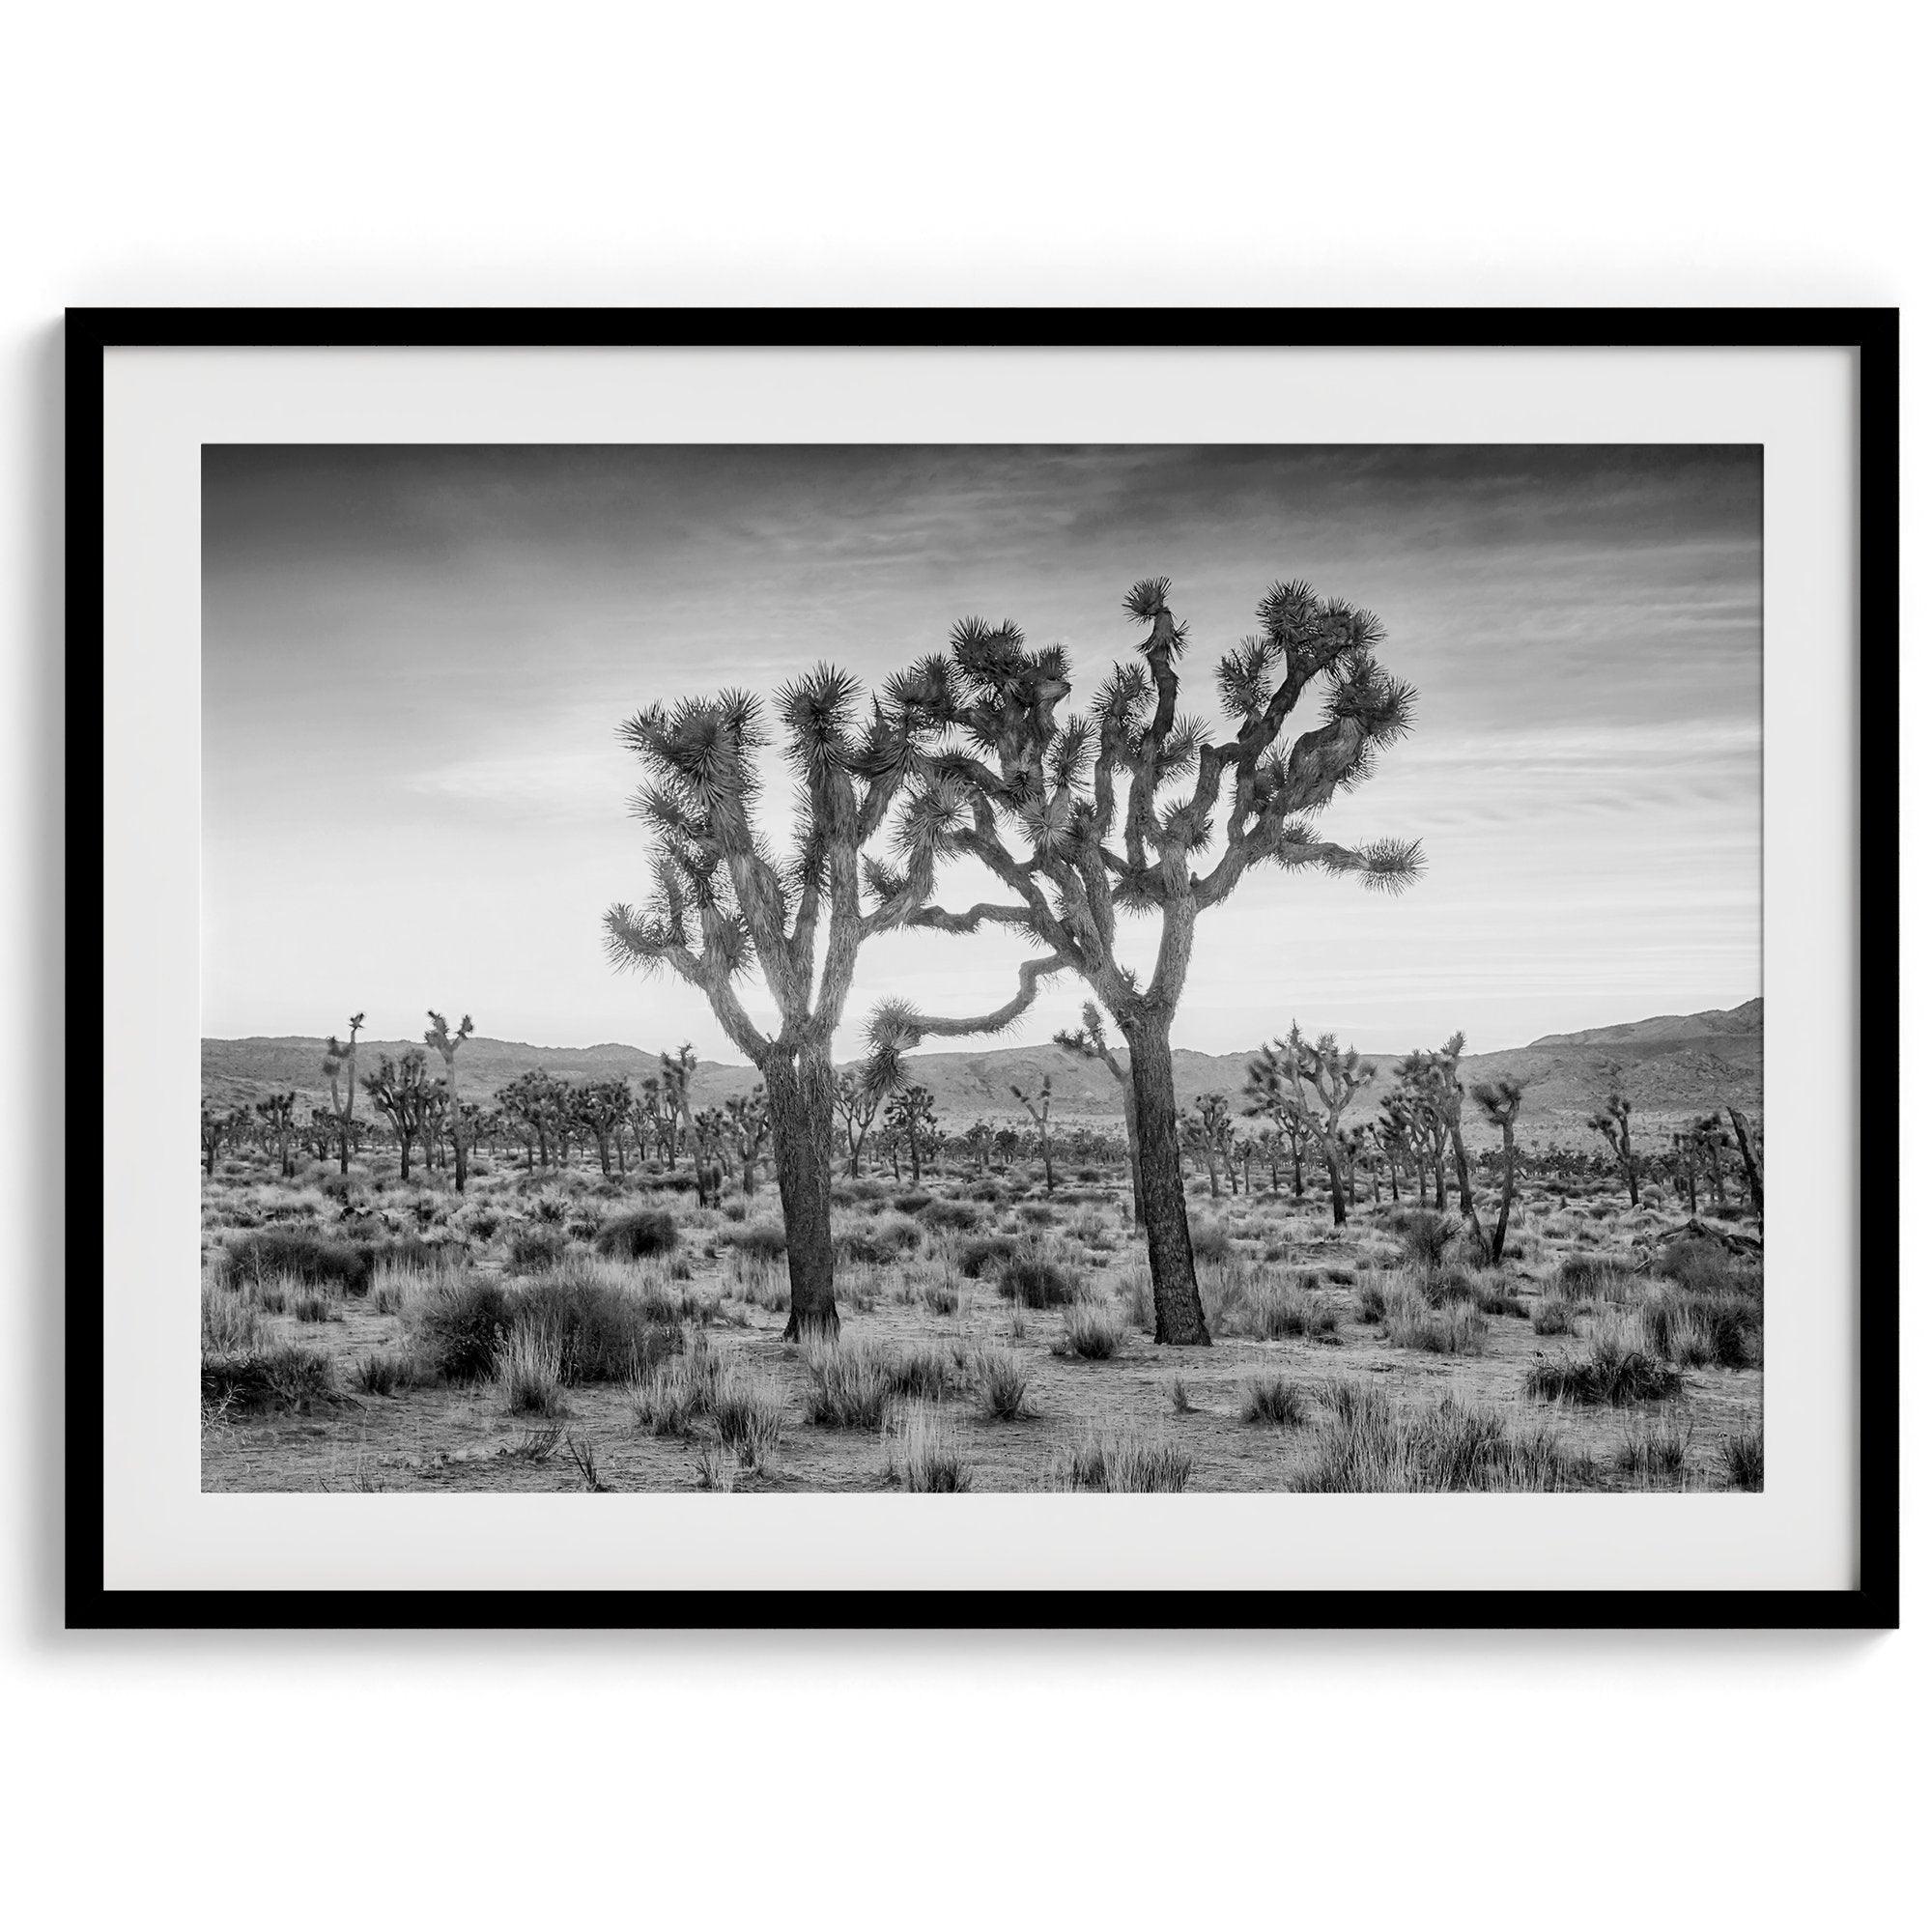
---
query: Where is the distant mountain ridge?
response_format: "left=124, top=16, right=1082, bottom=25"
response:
left=203, top=997, right=1761, bottom=1151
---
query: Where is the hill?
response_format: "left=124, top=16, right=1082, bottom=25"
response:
left=202, top=998, right=1760, bottom=1151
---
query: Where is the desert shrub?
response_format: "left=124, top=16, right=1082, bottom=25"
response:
left=593, top=1207, right=681, bottom=1261
left=803, top=1341, right=896, bottom=1429
left=290, top=1287, right=341, bottom=1323
left=727, top=1253, right=790, bottom=1312
left=887, top=1344, right=955, bottom=1402
left=1052, top=1304, right=1122, bottom=1360
left=506, top=1226, right=569, bottom=1275
left=1293, top=1386, right=1594, bottom=1492
left=1616, top=1410, right=1693, bottom=1485
left=460, top=1206, right=502, bottom=1243
left=975, top=1348, right=1035, bottom=1421
left=1382, top=1285, right=1488, bottom=1355
left=1205, top=1262, right=1339, bottom=1341
left=1476, top=1286, right=1529, bottom=1318
left=919, top=1197, right=983, bottom=1233
left=1532, top=1298, right=1576, bottom=1336
left=405, top=1274, right=515, bottom=1382
left=511, top=1266, right=683, bottom=1383
left=1423, top=1265, right=1479, bottom=1307
left=201, top=1283, right=261, bottom=1354
left=497, top=1318, right=568, bottom=1416
left=834, top=1211, right=923, bottom=1264
left=888, top=1405, right=972, bottom=1492
left=1524, top=1314, right=1684, bottom=1406
left=1044, top=1428, right=1191, bottom=1492
left=1240, top=1374, right=1310, bottom=1428
left=221, top=1229, right=371, bottom=1295
left=369, top=1234, right=452, bottom=1275
left=1638, top=1289, right=1760, bottom=1370
left=1191, top=1219, right=1234, bottom=1264
left=639, top=1169, right=698, bottom=1195
left=893, top=1190, right=934, bottom=1214
left=726, top=1218, right=789, bottom=1261
left=201, top=1343, right=337, bottom=1414
left=1655, top=1234, right=1746, bottom=1294
left=1167, top=1377, right=1194, bottom=1415
left=1721, top=1427, right=1765, bottom=1491
left=957, top=1234, right=1020, bottom=1279
left=713, top=1371, right=785, bottom=1473
left=921, top=1278, right=960, bottom=1316
left=352, top=1350, right=412, bottom=1396
left=833, top=1176, right=892, bottom=1205
left=1355, top=1276, right=1390, bottom=1322
left=1391, top=1208, right=1458, bottom=1269
left=998, top=1253, right=1079, bottom=1308
left=1554, top=1254, right=1638, bottom=1302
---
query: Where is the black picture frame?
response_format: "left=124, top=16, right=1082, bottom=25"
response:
left=66, top=306, right=1900, bottom=1632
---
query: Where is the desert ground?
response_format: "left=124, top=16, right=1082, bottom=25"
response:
left=201, top=1138, right=1764, bottom=1494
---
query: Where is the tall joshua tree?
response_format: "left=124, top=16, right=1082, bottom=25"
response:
left=254, top=1092, right=299, bottom=1178
left=1590, top=1093, right=1640, bottom=1208
left=866, top=577, right=1420, bottom=1345
left=1470, top=1076, right=1523, bottom=1264
left=1010, top=1073, right=1057, bottom=1193
left=604, top=667, right=1005, bottom=1341
left=424, top=1010, right=474, bottom=1191
left=1054, top=1001, right=1143, bottom=1224
left=1726, top=1104, right=1764, bottom=1217
left=724, top=1088, right=772, bottom=1196
left=882, top=1083, right=939, bottom=1186
left=321, top=1011, right=366, bottom=1176
left=1192, top=1093, right=1236, bottom=1197
left=834, top=1067, right=886, bottom=1179
left=363, top=1049, right=434, bottom=1182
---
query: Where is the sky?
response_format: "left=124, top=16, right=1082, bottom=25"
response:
left=201, top=443, right=1761, bottom=1060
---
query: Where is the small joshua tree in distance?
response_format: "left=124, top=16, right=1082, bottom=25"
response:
left=1590, top=1092, right=1640, bottom=1208
left=320, top=1011, right=366, bottom=1176
left=1010, top=1073, right=1056, bottom=1194
left=1470, top=1075, right=1523, bottom=1264
left=1054, top=1000, right=1143, bottom=1223
left=424, top=1010, right=475, bottom=1191
left=254, top=1091, right=299, bottom=1179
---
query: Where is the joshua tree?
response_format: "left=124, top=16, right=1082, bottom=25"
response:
left=575, top=1078, right=635, bottom=1177
left=724, top=1087, right=772, bottom=1196
left=1010, top=1073, right=1057, bottom=1193
left=1589, top=1093, right=1641, bottom=1208
left=500, top=1069, right=568, bottom=1170
left=200, top=1103, right=247, bottom=1177
left=1727, top=1105, right=1764, bottom=1217
left=1470, top=1076, right=1523, bottom=1264
left=1192, top=1093, right=1236, bottom=1197
left=604, top=667, right=999, bottom=1341
left=423, top=1010, right=475, bottom=1190
left=658, top=1045, right=698, bottom=1168
left=1249, top=1025, right=1377, bottom=1227
left=362, top=1049, right=435, bottom=1182
left=1054, top=1001, right=1144, bottom=1224
left=834, top=1067, right=885, bottom=1179
left=320, top=1011, right=366, bottom=1175
left=1670, top=1128, right=1700, bottom=1216
left=863, top=578, right=1419, bottom=1345
left=964, top=1119, right=994, bottom=1175
left=254, top=1091, right=299, bottom=1178
left=881, top=1083, right=939, bottom=1186
left=1691, top=1111, right=1732, bottom=1208
left=1393, top=1051, right=1454, bottom=1209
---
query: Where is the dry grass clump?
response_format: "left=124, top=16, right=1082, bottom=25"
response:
left=803, top=1340, right=896, bottom=1429
left=833, top=1211, right=923, bottom=1264
left=352, top=1350, right=412, bottom=1397
left=1721, top=1426, right=1765, bottom=1491
left=1293, top=1383, right=1594, bottom=1492
left=1532, top=1297, right=1577, bottom=1336
left=712, top=1369, right=785, bottom=1473
left=1615, top=1409, right=1694, bottom=1486
left=1191, top=1219, right=1235, bottom=1263
left=1637, top=1287, right=1760, bottom=1370
left=220, top=1228, right=374, bottom=1296
left=998, top=1253, right=1080, bottom=1308
left=629, top=1332, right=724, bottom=1435
left=975, top=1348, right=1036, bottom=1421
left=888, top=1404, right=973, bottom=1492
left=592, top=1207, right=681, bottom=1261
left=956, top=1234, right=1020, bottom=1279
left=1381, top=1282, right=1489, bottom=1355
left=725, top=1217, right=789, bottom=1261
left=1204, top=1262, right=1340, bottom=1341
left=508, top=1262, right=685, bottom=1383
left=1239, top=1374, right=1310, bottom=1428
left=1052, top=1304, right=1123, bottom=1360
left=506, top=1225, right=570, bottom=1274
left=201, top=1282, right=262, bottom=1354
left=1524, top=1310, right=1685, bottom=1406
left=201, top=1342, right=338, bottom=1415
left=1043, top=1427, right=1192, bottom=1492
left=497, top=1317, right=568, bottom=1417
left=1553, top=1253, right=1639, bottom=1302
left=919, top=1197, right=983, bottom=1233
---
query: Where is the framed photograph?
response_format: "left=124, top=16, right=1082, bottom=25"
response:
left=70, top=307, right=1897, bottom=1629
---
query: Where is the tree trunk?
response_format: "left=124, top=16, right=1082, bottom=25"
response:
left=398, top=1135, right=412, bottom=1182
left=1727, top=1107, right=1763, bottom=1217
left=1323, top=1146, right=1348, bottom=1227
left=766, top=1048, right=840, bottom=1344
left=1490, top=1124, right=1518, bottom=1264
left=1449, top=1121, right=1479, bottom=1231
left=1119, top=1073, right=1146, bottom=1226
left=1291, top=1140, right=1304, bottom=1199
left=1125, top=1023, right=1210, bottom=1346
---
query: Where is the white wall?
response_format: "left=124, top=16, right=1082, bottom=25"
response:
left=2, top=5, right=1920, bottom=1926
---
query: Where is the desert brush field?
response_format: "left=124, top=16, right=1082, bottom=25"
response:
left=200, top=1134, right=1764, bottom=1495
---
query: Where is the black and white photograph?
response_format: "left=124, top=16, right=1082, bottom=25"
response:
left=197, top=440, right=1769, bottom=1497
